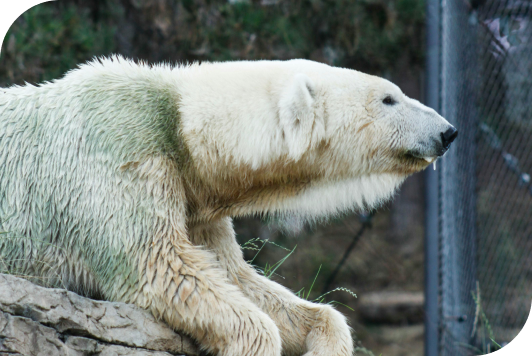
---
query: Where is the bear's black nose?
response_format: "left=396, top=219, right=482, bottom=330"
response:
left=441, top=127, right=458, bottom=149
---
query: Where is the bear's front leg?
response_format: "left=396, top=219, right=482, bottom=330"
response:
left=190, top=218, right=354, bottom=356
left=127, top=235, right=282, bottom=356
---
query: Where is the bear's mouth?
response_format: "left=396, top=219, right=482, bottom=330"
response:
left=403, top=151, right=436, bottom=165
left=391, top=153, right=433, bottom=174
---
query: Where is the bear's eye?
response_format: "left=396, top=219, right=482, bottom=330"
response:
left=383, top=96, right=395, bottom=105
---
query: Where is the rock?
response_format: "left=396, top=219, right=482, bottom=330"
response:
left=0, top=273, right=199, bottom=356
left=358, top=291, right=424, bottom=324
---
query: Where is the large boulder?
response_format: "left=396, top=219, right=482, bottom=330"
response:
left=0, top=273, right=199, bottom=356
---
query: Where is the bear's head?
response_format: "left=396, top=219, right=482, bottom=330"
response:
left=278, top=60, right=456, bottom=176
left=271, top=60, right=457, bottom=217
left=179, top=59, right=456, bottom=219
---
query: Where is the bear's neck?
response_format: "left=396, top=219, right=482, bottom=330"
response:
left=184, top=169, right=406, bottom=223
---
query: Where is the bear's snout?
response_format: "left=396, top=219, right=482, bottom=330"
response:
left=405, top=122, right=457, bottom=163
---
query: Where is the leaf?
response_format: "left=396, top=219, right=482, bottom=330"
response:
left=306, top=264, right=322, bottom=300
left=264, top=245, right=296, bottom=279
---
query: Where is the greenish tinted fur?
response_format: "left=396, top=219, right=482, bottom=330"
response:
left=0, top=65, right=182, bottom=299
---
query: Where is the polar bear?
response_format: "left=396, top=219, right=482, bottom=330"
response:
left=0, top=57, right=456, bottom=356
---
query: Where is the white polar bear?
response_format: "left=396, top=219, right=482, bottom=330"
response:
left=0, top=57, right=456, bottom=356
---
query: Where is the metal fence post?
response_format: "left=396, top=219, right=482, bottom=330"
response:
left=424, top=1, right=441, bottom=356
left=439, top=1, right=478, bottom=354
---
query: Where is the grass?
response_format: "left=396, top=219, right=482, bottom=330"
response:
left=472, top=282, right=502, bottom=354
left=458, top=281, right=502, bottom=355
left=242, top=236, right=296, bottom=279
left=242, top=236, right=383, bottom=354
left=243, top=236, right=358, bottom=305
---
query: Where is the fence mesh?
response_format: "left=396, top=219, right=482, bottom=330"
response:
left=433, top=0, right=532, bottom=354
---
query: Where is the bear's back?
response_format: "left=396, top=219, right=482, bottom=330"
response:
left=0, top=62, right=186, bottom=293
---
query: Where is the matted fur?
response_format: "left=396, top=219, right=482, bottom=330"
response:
left=0, top=56, right=453, bottom=356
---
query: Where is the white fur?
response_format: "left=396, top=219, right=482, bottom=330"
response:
left=173, top=58, right=451, bottom=221
left=278, top=73, right=325, bottom=160
left=0, top=56, right=454, bottom=356
left=277, top=174, right=406, bottom=217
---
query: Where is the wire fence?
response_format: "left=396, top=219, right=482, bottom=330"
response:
left=426, top=0, right=532, bottom=355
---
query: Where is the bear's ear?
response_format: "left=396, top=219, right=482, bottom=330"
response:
left=278, top=73, right=324, bottom=161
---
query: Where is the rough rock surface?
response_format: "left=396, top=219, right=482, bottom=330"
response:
left=0, top=273, right=199, bottom=356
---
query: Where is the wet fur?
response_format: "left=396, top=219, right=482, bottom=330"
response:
left=0, top=56, right=451, bottom=356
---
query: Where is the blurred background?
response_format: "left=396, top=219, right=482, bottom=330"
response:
left=0, top=1, right=530, bottom=356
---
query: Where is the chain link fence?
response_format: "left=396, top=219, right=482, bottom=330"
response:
left=426, top=0, right=532, bottom=355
